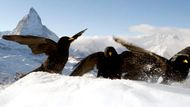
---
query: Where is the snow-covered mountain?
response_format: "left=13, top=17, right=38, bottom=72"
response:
left=0, top=7, right=60, bottom=84
left=12, top=8, right=59, bottom=41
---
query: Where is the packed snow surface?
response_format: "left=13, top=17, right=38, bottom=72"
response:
left=0, top=72, right=190, bottom=107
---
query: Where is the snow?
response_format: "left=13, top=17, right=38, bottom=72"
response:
left=0, top=72, right=190, bottom=107
left=1, top=8, right=190, bottom=107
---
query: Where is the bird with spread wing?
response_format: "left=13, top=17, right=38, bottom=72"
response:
left=70, top=37, right=190, bottom=83
left=113, top=37, right=190, bottom=83
left=3, top=29, right=87, bottom=78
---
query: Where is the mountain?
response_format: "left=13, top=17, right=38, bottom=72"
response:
left=0, top=8, right=61, bottom=83
left=12, top=8, right=59, bottom=41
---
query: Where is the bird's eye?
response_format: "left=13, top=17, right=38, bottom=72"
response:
left=183, top=59, right=188, bottom=63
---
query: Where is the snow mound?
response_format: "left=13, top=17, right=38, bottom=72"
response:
left=0, top=72, right=190, bottom=107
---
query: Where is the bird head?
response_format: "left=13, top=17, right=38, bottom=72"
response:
left=58, top=29, right=87, bottom=48
left=170, top=54, right=190, bottom=72
left=58, top=36, right=73, bottom=45
left=104, top=46, right=118, bottom=57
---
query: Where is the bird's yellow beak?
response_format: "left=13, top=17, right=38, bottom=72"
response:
left=109, top=52, right=112, bottom=56
left=183, top=59, right=188, bottom=63
left=69, top=37, right=75, bottom=41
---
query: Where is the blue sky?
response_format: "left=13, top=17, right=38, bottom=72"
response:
left=0, top=0, right=190, bottom=36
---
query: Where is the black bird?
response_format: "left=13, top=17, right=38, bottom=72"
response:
left=167, top=47, right=190, bottom=82
left=70, top=37, right=190, bottom=83
left=70, top=46, right=168, bottom=81
left=70, top=40, right=170, bottom=82
left=70, top=46, right=122, bottom=79
left=113, top=37, right=190, bottom=83
left=3, top=29, right=87, bottom=76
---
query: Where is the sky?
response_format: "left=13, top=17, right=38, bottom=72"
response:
left=0, top=0, right=190, bottom=36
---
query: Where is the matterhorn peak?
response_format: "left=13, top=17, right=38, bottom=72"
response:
left=29, top=7, right=38, bottom=15
left=12, top=7, right=59, bottom=41
left=27, top=7, right=42, bottom=25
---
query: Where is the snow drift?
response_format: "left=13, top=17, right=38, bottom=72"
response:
left=1, top=72, right=190, bottom=107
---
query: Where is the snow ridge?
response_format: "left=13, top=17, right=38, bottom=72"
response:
left=1, top=72, right=190, bottom=107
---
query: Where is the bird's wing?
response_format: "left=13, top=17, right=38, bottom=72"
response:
left=114, top=37, right=168, bottom=79
left=3, top=35, right=57, bottom=55
left=113, top=37, right=167, bottom=60
left=113, top=37, right=151, bottom=53
left=72, top=28, right=88, bottom=39
left=70, top=52, right=104, bottom=76
left=119, top=51, right=168, bottom=81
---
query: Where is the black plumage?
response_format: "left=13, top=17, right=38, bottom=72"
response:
left=2, top=29, right=87, bottom=76
left=114, top=37, right=190, bottom=83
left=70, top=39, right=170, bottom=82
left=70, top=37, right=190, bottom=83
left=70, top=46, right=122, bottom=79
left=70, top=45, right=168, bottom=81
